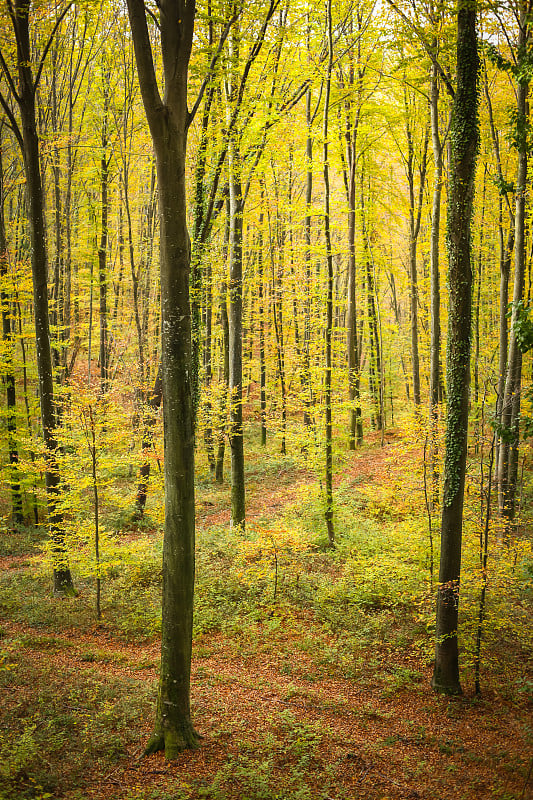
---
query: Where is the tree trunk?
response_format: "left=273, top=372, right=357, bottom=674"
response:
left=0, top=133, right=23, bottom=525
left=497, top=7, right=529, bottom=523
left=9, top=0, right=74, bottom=593
left=98, top=77, right=110, bottom=394
left=215, top=276, right=230, bottom=484
left=127, top=0, right=198, bottom=756
left=228, top=157, right=246, bottom=527
left=302, top=80, right=314, bottom=431
left=323, top=0, right=335, bottom=548
left=258, top=193, right=267, bottom=447
left=432, top=0, right=478, bottom=695
left=429, top=60, right=443, bottom=509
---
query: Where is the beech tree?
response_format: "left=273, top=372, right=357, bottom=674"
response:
left=432, top=0, right=479, bottom=695
left=126, top=0, right=199, bottom=755
left=0, top=0, right=74, bottom=593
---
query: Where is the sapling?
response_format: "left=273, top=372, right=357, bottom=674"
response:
left=80, top=404, right=101, bottom=620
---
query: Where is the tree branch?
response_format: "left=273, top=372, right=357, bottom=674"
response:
left=188, top=10, right=239, bottom=128
left=0, top=49, right=21, bottom=105
left=126, top=0, right=164, bottom=135
left=383, top=0, right=455, bottom=99
left=34, top=2, right=74, bottom=92
left=0, top=91, right=23, bottom=150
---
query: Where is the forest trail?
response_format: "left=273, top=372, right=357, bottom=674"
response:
left=197, top=429, right=402, bottom=529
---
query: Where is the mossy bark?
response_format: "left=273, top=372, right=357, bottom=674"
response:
left=127, top=0, right=198, bottom=755
left=432, top=0, right=478, bottom=695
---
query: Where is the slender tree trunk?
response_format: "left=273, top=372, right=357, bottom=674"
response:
left=495, top=220, right=513, bottom=479
left=432, top=0, right=478, bottom=695
left=135, top=365, right=162, bottom=517
left=429, top=61, right=443, bottom=509
left=473, top=165, right=487, bottom=451
left=323, top=0, right=335, bottom=548
left=483, top=57, right=516, bottom=485
left=498, top=10, right=529, bottom=522
left=346, top=101, right=362, bottom=448
left=98, top=78, right=110, bottom=394
left=9, top=0, right=74, bottom=593
left=303, top=82, right=314, bottom=431
left=0, top=134, right=23, bottom=525
left=228, top=155, right=246, bottom=527
left=258, top=193, right=267, bottom=447
left=405, top=101, right=429, bottom=411
left=271, top=210, right=287, bottom=456
left=361, top=171, right=382, bottom=429
left=215, top=276, right=230, bottom=484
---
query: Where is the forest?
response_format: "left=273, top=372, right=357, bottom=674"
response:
left=0, top=0, right=532, bottom=798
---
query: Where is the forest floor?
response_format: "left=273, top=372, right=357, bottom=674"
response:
left=0, top=429, right=532, bottom=800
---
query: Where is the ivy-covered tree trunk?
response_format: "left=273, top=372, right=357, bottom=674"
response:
left=432, top=0, right=478, bottom=695
left=127, top=0, right=198, bottom=756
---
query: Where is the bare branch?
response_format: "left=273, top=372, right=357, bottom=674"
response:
left=34, top=2, right=74, bottom=92
left=188, top=10, right=239, bottom=127
left=0, top=90, right=23, bottom=150
left=383, top=0, right=455, bottom=99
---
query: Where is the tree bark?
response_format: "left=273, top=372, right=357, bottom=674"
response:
left=323, top=0, right=335, bottom=548
left=228, top=149, right=246, bottom=528
left=497, top=3, right=530, bottom=523
left=98, top=77, right=110, bottom=394
left=432, top=0, right=478, bottom=695
left=0, top=132, right=23, bottom=525
left=429, top=60, right=443, bottom=509
left=8, top=0, right=74, bottom=593
left=127, top=0, right=198, bottom=756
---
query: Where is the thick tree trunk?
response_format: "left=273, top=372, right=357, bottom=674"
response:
left=432, top=0, right=478, bottom=695
left=127, top=0, right=198, bottom=756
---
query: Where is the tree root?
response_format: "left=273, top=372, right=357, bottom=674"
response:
left=144, top=723, right=200, bottom=759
